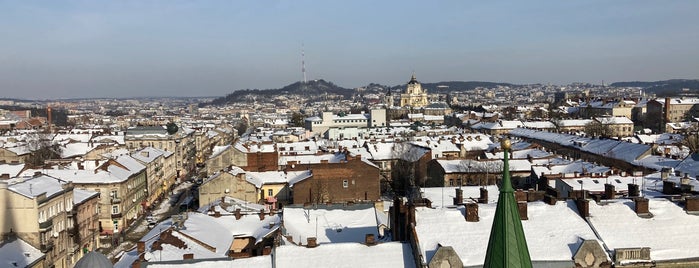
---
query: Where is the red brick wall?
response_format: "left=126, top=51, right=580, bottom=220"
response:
left=246, top=151, right=278, bottom=172
left=290, top=157, right=380, bottom=204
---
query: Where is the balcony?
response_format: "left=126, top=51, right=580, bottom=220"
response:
left=40, top=240, right=54, bottom=253
left=111, top=197, right=122, bottom=204
left=39, top=218, right=53, bottom=231
left=111, top=212, right=122, bottom=219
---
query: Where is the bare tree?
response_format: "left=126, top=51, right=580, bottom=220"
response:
left=584, top=121, right=612, bottom=138
left=25, top=133, right=61, bottom=168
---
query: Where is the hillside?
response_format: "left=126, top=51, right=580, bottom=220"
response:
left=611, top=79, right=699, bottom=96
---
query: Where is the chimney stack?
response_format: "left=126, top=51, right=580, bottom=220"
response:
left=634, top=197, right=650, bottom=216
left=576, top=199, right=590, bottom=218
left=479, top=187, right=488, bottom=204
left=137, top=241, right=146, bottom=261
left=686, top=196, right=699, bottom=214
left=183, top=253, right=194, bottom=260
left=515, top=189, right=526, bottom=202
left=453, top=188, right=463, bottom=205
left=306, top=237, right=317, bottom=248
left=259, top=209, right=266, bottom=221
left=235, top=208, right=242, bottom=220
left=365, top=234, right=376, bottom=246
left=604, top=184, right=615, bottom=199
left=517, top=201, right=528, bottom=220
left=627, top=184, right=640, bottom=197
left=465, top=203, right=479, bottom=222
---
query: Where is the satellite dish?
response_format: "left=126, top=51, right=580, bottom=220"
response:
left=52, top=232, right=59, bottom=238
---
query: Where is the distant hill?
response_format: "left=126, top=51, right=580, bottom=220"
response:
left=611, top=79, right=699, bottom=96
left=206, top=79, right=353, bottom=106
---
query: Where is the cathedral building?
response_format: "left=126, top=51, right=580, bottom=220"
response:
left=400, top=74, right=429, bottom=108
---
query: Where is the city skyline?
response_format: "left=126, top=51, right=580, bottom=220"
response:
left=1, top=1, right=698, bottom=99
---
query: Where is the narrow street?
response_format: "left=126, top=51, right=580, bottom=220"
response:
left=106, top=181, right=195, bottom=260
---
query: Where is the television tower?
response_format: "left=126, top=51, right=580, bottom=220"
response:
left=302, top=43, right=307, bottom=84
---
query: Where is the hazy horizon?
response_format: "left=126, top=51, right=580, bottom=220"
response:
left=1, top=1, right=698, bottom=99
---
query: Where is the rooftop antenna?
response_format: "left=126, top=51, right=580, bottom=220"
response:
left=302, top=43, right=307, bottom=84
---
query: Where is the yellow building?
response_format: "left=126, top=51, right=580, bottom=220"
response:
left=400, top=74, right=429, bottom=108
left=1, top=175, right=75, bottom=268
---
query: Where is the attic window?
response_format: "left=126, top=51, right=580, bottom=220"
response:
left=593, top=180, right=599, bottom=184
left=615, top=179, right=622, bottom=183
left=343, top=180, right=348, bottom=188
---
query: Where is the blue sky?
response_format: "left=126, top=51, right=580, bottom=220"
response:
left=1, top=1, right=698, bottom=99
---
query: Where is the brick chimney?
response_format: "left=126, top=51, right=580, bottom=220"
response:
left=453, top=188, right=463, bottom=205
left=517, top=201, right=528, bottom=220
left=465, top=203, right=479, bottom=222
left=479, top=187, right=488, bottom=204
left=137, top=241, right=146, bottom=261
left=234, top=208, right=242, bottom=220
left=213, top=211, right=221, bottom=218
left=365, top=234, right=376, bottom=246
left=663, top=181, right=677, bottom=194
left=306, top=237, right=317, bottom=248
left=604, top=184, right=615, bottom=199
left=685, top=196, right=699, bottom=214
left=576, top=199, right=590, bottom=218
left=183, top=253, right=194, bottom=260
left=634, top=197, right=650, bottom=216
left=515, top=189, right=526, bottom=202
left=259, top=209, right=266, bottom=221
left=627, top=184, right=640, bottom=197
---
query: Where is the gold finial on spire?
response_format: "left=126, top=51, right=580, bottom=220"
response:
left=501, top=139, right=511, bottom=150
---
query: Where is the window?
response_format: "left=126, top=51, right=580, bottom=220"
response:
left=268, top=189, right=273, bottom=197
left=112, top=205, right=119, bottom=214
left=110, top=190, right=118, bottom=199
left=343, top=180, right=349, bottom=188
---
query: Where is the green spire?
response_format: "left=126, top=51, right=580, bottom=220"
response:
left=483, top=139, right=532, bottom=268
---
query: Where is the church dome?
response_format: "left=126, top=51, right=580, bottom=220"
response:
left=74, top=251, right=113, bottom=268
left=408, top=74, right=420, bottom=85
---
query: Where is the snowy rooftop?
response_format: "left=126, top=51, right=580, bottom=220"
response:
left=556, top=176, right=642, bottom=193
left=279, top=153, right=346, bottom=166
left=245, top=170, right=312, bottom=188
left=147, top=256, right=272, bottom=268
left=73, top=188, right=99, bottom=205
left=588, top=198, right=699, bottom=261
left=7, top=175, right=68, bottom=199
left=415, top=201, right=599, bottom=266
left=0, top=163, right=25, bottom=178
left=0, top=237, right=43, bottom=268
left=421, top=186, right=500, bottom=208
left=282, top=204, right=379, bottom=244
left=275, top=242, right=415, bottom=268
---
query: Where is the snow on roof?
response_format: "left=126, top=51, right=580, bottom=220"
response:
left=53, top=133, right=92, bottom=143
left=233, top=141, right=275, bottom=153
left=531, top=160, right=610, bottom=177
left=92, top=135, right=125, bottom=145
left=672, top=153, right=699, bottom=177
left=244, top=170, right=312, bottom=188
left=522, top=121, right=556, bottom=129
left=282, top=204, right=379, bottom=244
left=131, top=147, right=169, bottom=163
left=557, top=176, right=641, bottom=193
left=0, top=237, right=43, bottom=268
left=588, top=198, right=699, bottom=261
left=635, top=133, right=684, bottom=145
left=279, top=153, right=346, bottom=166
left=147, top=256, right=272, bottom=268
left=190, top=212, right=280, bottom=243
left=73, top=188, right=99, bottom=205
left=209, top=145, right=231, bottom=159
left=595, top=116, right=633, bottom=125
left=275, top=242, right=416, bottom=268
left=0, top=163, right=25, bottom=178
left=556, top=119, right=593, bottom=127
left=7, top=175, right=67, bottom=199
left=484, top=148, right=551, bottom=160
left=421, top=186, right=500, bottom=208
left=60, top=142, right=97, bottom=158
left=415, top=201, right=599, bottom=266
